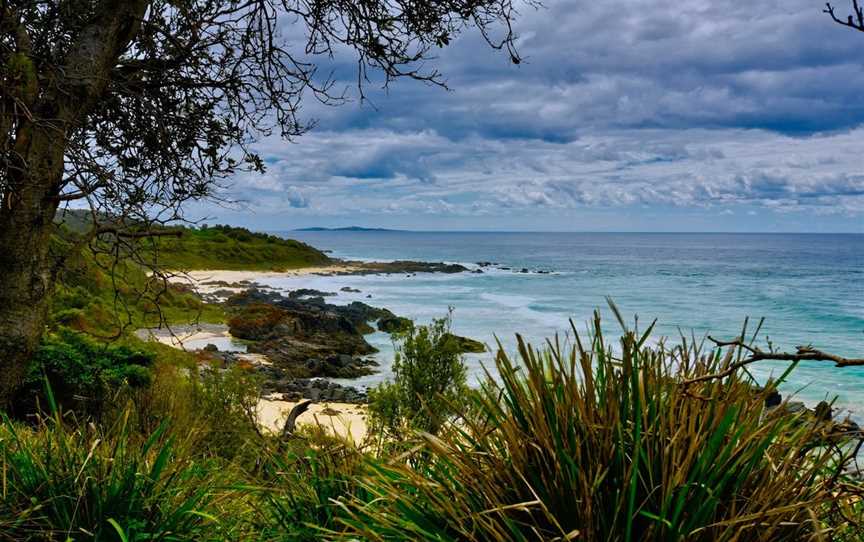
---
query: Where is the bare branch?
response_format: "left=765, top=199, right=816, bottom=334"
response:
left=683, top=336, right=864, bottom=385
left=824, top=2, right=864, bottom=32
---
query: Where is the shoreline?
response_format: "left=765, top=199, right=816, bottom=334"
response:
left=143, top=321, right=371, bottom=442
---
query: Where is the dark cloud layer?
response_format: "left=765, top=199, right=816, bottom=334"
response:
left=203, top=0, right=864, bottom=231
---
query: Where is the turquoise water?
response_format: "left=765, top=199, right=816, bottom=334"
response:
left=267, top=232, right=863, bottom=416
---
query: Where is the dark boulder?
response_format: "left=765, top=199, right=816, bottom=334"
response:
left=378, top=316, right=413, bottom=334
left=444, top=333, right=486, bottom=354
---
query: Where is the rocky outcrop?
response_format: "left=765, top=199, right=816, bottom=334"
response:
left=226, top=289, right=402, bottom=379
left=445, top=333, right=487, bottom=354
left=337, top=260, right=468, bottom=275
left=378, top=315, right=413, bottom=334
left=288, top=288, right=336, bottom=299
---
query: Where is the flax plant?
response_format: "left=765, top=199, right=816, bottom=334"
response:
left=338, top=306, right=863, bottom=541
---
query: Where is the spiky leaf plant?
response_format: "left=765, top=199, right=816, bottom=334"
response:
left=337, top=308, right=864, bottom=541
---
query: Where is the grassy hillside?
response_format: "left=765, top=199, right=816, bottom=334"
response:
left=156, top=225, right=331, bottom=271
left=56, top=211, right=331, bottom=271
left=51, top=240, right=225, bottom=336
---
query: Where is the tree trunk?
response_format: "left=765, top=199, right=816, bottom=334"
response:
left=0, top=2, right=151, bottom=406
left=0, top=121, right=65, bottom=405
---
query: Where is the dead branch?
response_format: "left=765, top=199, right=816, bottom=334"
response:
left=824, top=1, right=864, bottom=31
left=281, top=400, right=312, bottom=438
left=683, top=336, right=864, bottom=385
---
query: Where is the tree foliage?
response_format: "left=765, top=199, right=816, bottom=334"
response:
left=1, top=0, right=528, bottom=235
left=368, top=315, right=469, bottom=440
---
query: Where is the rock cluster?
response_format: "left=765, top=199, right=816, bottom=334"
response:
left=263, top=377, right=367, bottom=403
left=219, top=286, right=488, bottom=379
left=758, top=387, right=862, bottom=440
left=225, top=289, right=386, bottom=378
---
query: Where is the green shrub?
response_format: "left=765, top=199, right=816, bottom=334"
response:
left=339, top=310, right=864, bottom=541
left=15, top=329, right=155, bottom=417
left=122, top=362, right=265, bottom=466
left=368, top=315, right=468, bottom=442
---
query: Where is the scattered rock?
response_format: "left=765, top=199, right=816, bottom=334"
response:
left=444, top=333, right=486, bottom=354
left=203, top=343, right=219, bottom=352
left=340, top=287, right=361, bottom=293
left=262, top=375, right=368, bottom=403
left=378, top=316, right=413, bottom=334
left=288, top=288, right=336, bottom=299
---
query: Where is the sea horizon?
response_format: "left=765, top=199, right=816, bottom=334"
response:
left=282, top=228, right=864, bottom=235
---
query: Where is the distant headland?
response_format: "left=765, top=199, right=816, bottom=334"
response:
left=294, top=226, right=401, bottom=232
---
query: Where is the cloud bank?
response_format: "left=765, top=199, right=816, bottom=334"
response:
left=203, top=0, right=864, bottom=231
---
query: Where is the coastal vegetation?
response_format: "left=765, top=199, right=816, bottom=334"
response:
left=153, top=225, right=331, bottom=272
left=368, top=316, right=470, bottom=442
left=2, top=1, right=864, bottom=540
left=2, top=301, right=863, bottom=540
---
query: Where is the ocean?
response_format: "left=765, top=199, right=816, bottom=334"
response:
left=264, top=231, right=863, bottom=417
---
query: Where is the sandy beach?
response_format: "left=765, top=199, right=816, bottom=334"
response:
left=140, top=316, right=370, bottom=443
left=171, top=265, right=364, bottom=293
left=257, top=397, right=369, bottom=443
left=136, top=323, right=234, bottom=350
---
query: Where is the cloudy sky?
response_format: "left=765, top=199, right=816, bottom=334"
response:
left=198, top=0, right=864, bottom=232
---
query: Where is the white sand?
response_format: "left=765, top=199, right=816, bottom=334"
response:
left=170, top=265, right=363, bottom=292
left=140, top=328, right=231, bottom=349
left=257, top=398, right=369, bottom=443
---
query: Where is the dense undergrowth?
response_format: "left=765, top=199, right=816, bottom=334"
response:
left=3, top=305, right=863, bottom=541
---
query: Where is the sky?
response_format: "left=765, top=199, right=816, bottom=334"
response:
left=194, top=0, right=864, bottom=232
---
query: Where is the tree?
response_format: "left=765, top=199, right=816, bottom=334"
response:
left=368, top=316, right=469, bottom=442
left=0, top=0, right=528, bottom=404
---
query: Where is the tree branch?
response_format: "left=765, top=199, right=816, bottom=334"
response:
left=95, top=226, right=183, bottom=239
left=824, top=2, right=864, bottom=32
left=683, top=336, right=864, bottom=385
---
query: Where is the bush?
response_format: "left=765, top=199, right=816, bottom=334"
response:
left=15, top=329, right=155, bottom=417
left=125, top=362, right=265, bottom=465
left=368, top=315, right=468, bottom=442
left=340, top=310, right=864, bottom=541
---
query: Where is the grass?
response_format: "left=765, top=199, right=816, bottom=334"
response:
left=51, top=238, right=225, bottom=337
left=49, top=220, right=330, bottom=338
left=2, top=305, right=862, bottom=541
left=153, top=224, right=331, bottom=271
left=0, top=396, right=228, bottom=541
left=337, top=308, right=864, bottom=541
